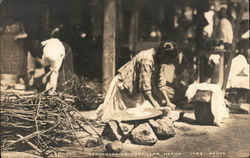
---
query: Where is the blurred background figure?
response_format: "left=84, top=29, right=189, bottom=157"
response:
left=26, top=21, right=74, bottom=93
left=41, top=38, right=65, bottom=95
left=203, top=4, right=216, bottom=40
left=0, top=16, right=28, bottom=89
left=49, top=23, right=74, bottom=86
left=27, top=38, right=65, bottom=95
left=225, top=38, right=249, bottom=104
left=215, top=7, right=233, bottom=50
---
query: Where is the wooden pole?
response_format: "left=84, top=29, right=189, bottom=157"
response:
left=221, top=0, right=246, bottom=90
left=128, top=2, right=139, bottom=52
left=103, top=0, right=117, bottom=93
left=42, top=4, right=50, bottom=37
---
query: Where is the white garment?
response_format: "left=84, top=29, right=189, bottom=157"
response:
left=163, top=64, right=175, bottom=83
left=227, top=54, right=249, bottom=89
left=218, top=18, right=233, bottom=44
left=185, top=83, right=229, bottom=124
left=209, top=54, right=220, bottom=64
left=96, top=75, right=153, bottom=121
left=41, top=38, right=65, bottom=91
left=42, top=38, right=65, bottom=68
left=204, top=10, right=215, bottom=38
left=241, top=30, right=249, bottom=39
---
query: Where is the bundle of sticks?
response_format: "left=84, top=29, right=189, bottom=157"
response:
left=1, top=90, right=103, bottom=157
left=58, top=74, right=104, bottom=110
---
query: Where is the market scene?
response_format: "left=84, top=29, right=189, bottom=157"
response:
left=0, top=0, right=249, bottom=157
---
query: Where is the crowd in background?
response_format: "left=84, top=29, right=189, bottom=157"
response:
left=0, top=0, right=249, bottom=102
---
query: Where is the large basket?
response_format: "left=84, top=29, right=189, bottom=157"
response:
left=193, top=102, right=214, bottom=125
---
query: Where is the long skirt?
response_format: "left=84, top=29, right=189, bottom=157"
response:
left=96, top=75, right=153, bottom=121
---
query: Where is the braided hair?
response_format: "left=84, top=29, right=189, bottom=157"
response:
left=155, top=41, right=179, bottom=63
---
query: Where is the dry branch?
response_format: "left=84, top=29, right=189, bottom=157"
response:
left=1, top=90, right=102, bottom=156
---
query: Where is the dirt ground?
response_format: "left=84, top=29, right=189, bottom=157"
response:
left=2, top=104, right=249, bottom=158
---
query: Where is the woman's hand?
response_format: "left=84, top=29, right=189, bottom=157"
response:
left=167, top=102, right=176, bottom=110
left=152, top=100, right=160, bottom=108
left=144, top=90, right=160, bottom=109
left=162, top=99, right=176, bottom=110
left=159, top=86, right=176, bottom=110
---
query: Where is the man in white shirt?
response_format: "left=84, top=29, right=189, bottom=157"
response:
left=27, top=38, right=65, bottom=95
left=41, top=38, right=65, bottom=94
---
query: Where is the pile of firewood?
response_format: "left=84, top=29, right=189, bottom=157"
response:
left=0, top=91, right=102, bottom=157
left=58, top=75, right=104, bottom=111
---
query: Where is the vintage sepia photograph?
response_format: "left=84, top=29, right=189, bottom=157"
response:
left=0, top=0, right=249, bottom=157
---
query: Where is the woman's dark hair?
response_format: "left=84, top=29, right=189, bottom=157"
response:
left=155, top=41, right=178, bottom=63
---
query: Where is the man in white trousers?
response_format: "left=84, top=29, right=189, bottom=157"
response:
left=27, top=38, right=65, bottom=95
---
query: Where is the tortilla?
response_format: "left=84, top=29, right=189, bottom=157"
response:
left=127, top=108, right=144, bottom=114
left=134, top=111, right=152, bottom=117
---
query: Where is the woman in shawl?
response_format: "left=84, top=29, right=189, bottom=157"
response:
left=96, top=41, right=179, bottom=121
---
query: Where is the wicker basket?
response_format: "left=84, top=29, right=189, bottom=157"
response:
left=193, top=102, right=214, bottom=125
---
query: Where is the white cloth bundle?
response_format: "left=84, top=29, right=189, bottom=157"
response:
left=185, top=83, right=229, bottom=124
left=227, top=54, right=249, bottom=89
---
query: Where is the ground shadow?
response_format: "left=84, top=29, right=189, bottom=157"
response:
left=176, top=112, right=218, bottom=126
left=177, top=116, right=197, bottom=125
left=229, top=104, right=249, bottom=114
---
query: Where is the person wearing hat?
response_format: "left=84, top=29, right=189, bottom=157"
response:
left=96, top=41, right=178, bottom=121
